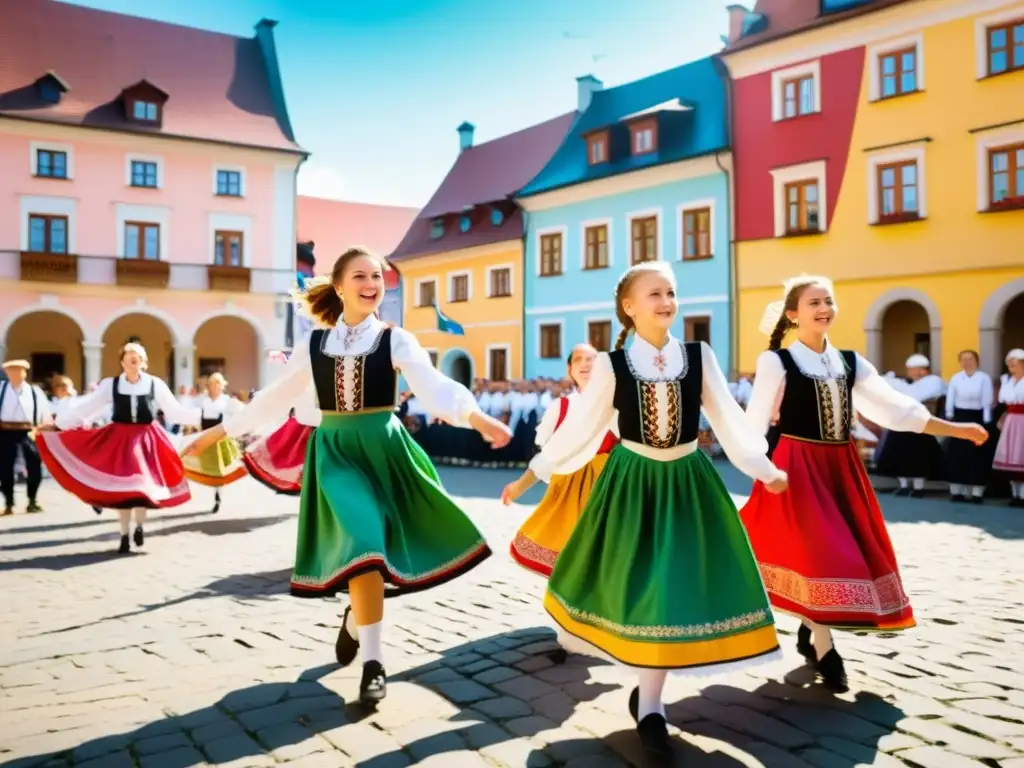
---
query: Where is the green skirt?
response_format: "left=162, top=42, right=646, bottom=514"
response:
left=544, top=444, right=782, bottom=673
left=182, top=436, right=247, bottom=487
left=290, top=410, right=490, bottom=598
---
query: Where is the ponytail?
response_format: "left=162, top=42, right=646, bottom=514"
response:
left=767, top=315, right=792, bottom=351
left=300, top=281, right=344, bottom=327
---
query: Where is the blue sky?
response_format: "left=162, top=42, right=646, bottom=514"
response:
left=63, top=0, right=731, bottom=208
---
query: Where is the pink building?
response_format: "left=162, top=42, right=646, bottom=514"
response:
left=0, top=1, right=306, bottom=393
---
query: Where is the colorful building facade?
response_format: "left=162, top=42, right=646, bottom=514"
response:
left=0, top=1, right=305, bottom=393
left=389, top=115, right=574, bottom=386
left=518, top=60, right=734, bottom=379
left=722, top=0, right=1024, bottom=378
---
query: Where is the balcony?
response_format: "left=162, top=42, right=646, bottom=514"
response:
left=19, top=251, right=77, bottom=283
left=207, top=264, right=252, bottom=292
left=116, top=258, right=170, bottom=289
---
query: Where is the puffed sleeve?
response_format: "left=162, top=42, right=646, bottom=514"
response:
left=533, top=398, right=563, bottom=448
left=153, top=378, right=202, bottom=427
left=224, top=337, right=315, bottom=438
left=981, top=373, right=994, bottom=422
left=390, top=328, right=479, bottom=428
left=998, top=374, right=1015, bottom=404
left=944, top=376, right=957, bottom=419
left=528, top=354, right=616, bottom=483
left=699, top=342, right=785, bottom=484
left=55, top=378, right=114, bottom=430
left=743, top=351, right=787, bottom=437
left=852, top=353, right=931, bottom=433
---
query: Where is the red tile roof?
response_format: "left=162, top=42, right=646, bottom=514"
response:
left=0, top=0, right=302, bottom=152
left=390, top=112, right=576, bottom=261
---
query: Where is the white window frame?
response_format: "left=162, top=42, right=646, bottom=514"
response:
left=866, top=145, right=927, bottom=224
left=125, top=154, right=165, bottom=189
left=485, top=343, right=512, bottom=380
left=975, top=127, right=1024, bottom=211
left=536, top=319, right=564, bottom=360
left=584, top=315, right=615, bottom=352
left=208, top=212, right=254, bottom=267
left=771, top=60, right=822, bottom=122
left=769, top=160, right=828, bottom=237
left=19, top=195, right=77, bottom=253
left=414, top=276, right=439, bottom=308
left=867, top=34, right=925, bottom=102
left=447, top=269, right=472, bottom=302
left=212, top=165, right=247, bottom=197
left=625, top=207, right=663, bottom=264
left=535, top=225, right=568, bottom=276
left=30, top=141, right=74, bottom=180
left=578, top=217, right=614, bottom=269
left=115, top=203, right=170, bottom=259
left=681, top=312, right=714, bottom=345
left=975, top=7, right=1024, bottom=79
left=633, top=126, right=655, bottom=154
left=675, top=198, right=717, bottom=260
left=485, top=263, right=514, bottom=298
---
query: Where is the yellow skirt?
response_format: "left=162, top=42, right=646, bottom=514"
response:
left=510, top=453, right=609, bottom=578
left=182, top=436, right=247, bottom=488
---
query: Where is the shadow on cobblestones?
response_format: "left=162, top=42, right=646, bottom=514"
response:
left=0, top=509, right=215, bottom=537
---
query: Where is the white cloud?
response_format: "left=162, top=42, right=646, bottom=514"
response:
left=297, top=164, right=347, bottom=200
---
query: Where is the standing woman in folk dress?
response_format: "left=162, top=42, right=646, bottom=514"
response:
left=739, top=276, right=988, bottom=692
left=184, top=247, right=512, bottom=706
left=942, top=350, right=995, bottom=503
left=180, top=372, right=246, bottom=512
left=994, top=348, right=1024, bottom=506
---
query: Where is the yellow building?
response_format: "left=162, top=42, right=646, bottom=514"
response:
left=389, top=115, right=574, bottom=385
left=722, top=0, right=1024, bottom=378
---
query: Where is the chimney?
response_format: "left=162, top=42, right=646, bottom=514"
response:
left=726, top=4, right=750, bottom=44
left=457, top=121, right=475, bottom=152
left=576, top=74, right=603, bottom=113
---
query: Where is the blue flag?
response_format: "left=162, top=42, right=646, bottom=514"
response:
left=434, top=304, right=465, bottom=335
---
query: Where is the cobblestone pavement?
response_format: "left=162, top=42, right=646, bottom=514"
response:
left=2, top=462, right=1023, bottom=768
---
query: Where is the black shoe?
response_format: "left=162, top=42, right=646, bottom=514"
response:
left=133, top=526, right=144, bottom=547
left=893, top=487, right=911, bottom=497
left=637, top=713, right=673, bottom=761
left=334, top=606, right=359, bottom=666
left=950, top=494, right=967, bottom=503
left=26, top=502, right=42, bottom=514
left=796, top=624, right=816, bottom=663
left=628, top=686, right=639, bottom=722
left=815, top=648, right=849, bottom=693
left=910, top=489, right=925, bottom=499
left=211, top=491, right=220, bottom=514
left=2, top=506, right=13, bottom=516
left=359, top=660, right=387, bottom=705
left=970, top=496, right=984, bottom=505
left=118, top=535, right=131, bottom=554
left=548, top=647, right=569, bottom=665
left=92, top=506, right=103, bottom=515
left=1011, top=498, right=1024, bottom=508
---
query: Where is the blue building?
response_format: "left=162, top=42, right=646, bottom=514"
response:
left=517, top=57, right=735, bottom=379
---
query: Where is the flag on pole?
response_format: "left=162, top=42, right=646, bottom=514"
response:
left=434, top=304, right=465, bottom=335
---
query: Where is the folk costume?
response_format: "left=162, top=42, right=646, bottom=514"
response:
left=510, top=393, right=618, bottom=577
left=994, top=351, right=1024, bottom=505
left=0, top=361, right=51, bottom=515
left=943, top=368, right=995, bottom=502
left=37, top=373, right=201, bottom=552
left=181, top=392, right=246, bottom=512
left=242, top=410, right=316, bottom=496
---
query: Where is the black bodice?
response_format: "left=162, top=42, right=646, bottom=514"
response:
left=608, top=341, right=703, bottom=448
left=309, top=327, right=398, bottom=411
left=111, top=376, right=156, bottom=424
left=773, top=347, right=857, bottom=443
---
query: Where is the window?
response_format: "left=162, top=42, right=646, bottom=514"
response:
left=132, top=100, right=159, bottom=122
left=36, top=149, right=67, bottom=179
left=684, top=316, right=711, bottom=345
left=782, top=75, right=815, bottom=118
left=587, top=132, right=608, bottom=165
left=418, top=280, right=436, bottom=307
left=539, top=232, right=563, bottom=276
left=430, top=218, right=445, bottom=239
left=986, top=18, right=1024, bottom=76
left=27, top=214, right=68, bottom=254
left=876, top=160, right=920, bottom=221
left=489, top=267, right=511, bottom=297
left=489, top=348, right=509, bottom=382
left=216, top=170, right=242, bottom=197
left=130, top=160, right=158, bottom=188
left=459, top=214, right=471, bottom=233
left=490, top=207, right=504, bottom=226
left=879, top=48, right=918, bottom=98
left=630, top=120, right=657, bottom=155
left=784, top=180, right=820, bottom=234
left=682, top=207, right=711, bottom=260
left=539, top=324, right=561, bottom=359
left=451, top=274, right=469, bottom=302
left=630, top=215, right=658, bottom=264
left=771, top=61, right=821, bottom=122
left=214, top=230, right=244, bottom=266
left=588, top=320, right=612, bottom=352
left=989, top=143, right=1024, bottom=206
left=584, top=224, right=609, bottom=269
left=124, top=222, right=160, bottom=260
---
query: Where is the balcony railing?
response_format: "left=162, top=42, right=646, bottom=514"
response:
left=2, top=251, right=296, bottom=295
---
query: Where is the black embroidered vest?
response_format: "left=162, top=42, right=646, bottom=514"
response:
left=609, top=341, right=703, bottom=448
left=772, top=347, right=856, bottom=444
left=309, top=327, right=398, bottom=411
left=111, top=376, right=156, bottom=424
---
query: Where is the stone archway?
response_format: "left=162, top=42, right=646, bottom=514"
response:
left=979, top=276, right=1024, bottom=377
left=193, top=316, right=261, bottom=393
left=863, top=287, right=943, bottom=375
left=2, top=311, right=86, bottom=390
left=101, top=314, right=176, bottom=387
left=440, top=348, right=474, bottom=388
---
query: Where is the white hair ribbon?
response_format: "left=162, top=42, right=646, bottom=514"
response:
left=757, top=274, right=837, bottom=336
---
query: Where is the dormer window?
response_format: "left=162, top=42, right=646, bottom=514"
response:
left=35, top=72, right=69, bottom=105
left=121, top=80, right=169, bottom=127
left=459, top=214, right=472, bottom=233
left=629, top=119, right=658, bottom=156
left=490, top=206, right=504, bottom=226
left=132, top=101, right=159, bottom=122
left=586, top=131, right=609, bottom=165
left=430, top=217, right=445, bottom=239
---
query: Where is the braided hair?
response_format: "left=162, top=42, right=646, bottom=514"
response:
left=767, top=277, right=826, bottom=351
left=613, top=262, right=675, bottom=350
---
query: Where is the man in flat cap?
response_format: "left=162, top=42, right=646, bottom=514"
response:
left=0, top=359, right=52, bottom=514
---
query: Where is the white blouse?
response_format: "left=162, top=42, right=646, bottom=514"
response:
left=199, top=393, right=244, bottom=420
left=223, top=314, right=479, bottom=439
left=999, top=374, right=1024, bottom=405
left=56, top=373, right=201, bottom=430
left=532, top=391, right=619, bottom=455
left=945, top=371, right=994, bottom=421
left=745, top=342, right=933, bottom=437
left=528, top=337, right=783, bottom=485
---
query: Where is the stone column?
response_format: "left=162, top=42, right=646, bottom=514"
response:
left=173, top=343, right=195, bottom=394
left=81, top=342, right=103, bottom=389
left=259, top=348, right=272, bottom=389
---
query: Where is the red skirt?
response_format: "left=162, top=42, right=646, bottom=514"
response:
left=739, top=435, right=915, bottom=631
left=37, top=422, right=191, bottom=509
left=242, top=417, right=313, bottom=496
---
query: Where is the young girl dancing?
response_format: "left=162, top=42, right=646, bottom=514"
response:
left=740, top=275, right=988, bottom=692
left=37, top=343, right=202, bottom=553
left=524, top=262, right=787, bottom=759
left=184, top=247, right=512, bottom=706
left=181, top=373, right=246, bottom=512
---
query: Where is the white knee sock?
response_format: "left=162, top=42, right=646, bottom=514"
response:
left=912, top=478, right=925, bottom=490
left=949, top=483, right=963, bottom=496
left=132, top=507, right=147, bottom=527
left=804, top=619, right=834, bottom=657
left=637, top=668, right=668, bottom=720
left=358, top=621, right=383, bottom=664
left=1013, top=481, right=1024, bottom=499
left=971, top=485, right=984, bottom=498
left=898, top=478, right=909, bottom=489
left=117, top=509, right=131, bottom=535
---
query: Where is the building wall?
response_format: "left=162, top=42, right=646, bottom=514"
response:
left=727, top=0, right=1024, bottom=377
left=399, top=240, right=524, bottom=381
left=520, top=155, right=733, bottom=379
